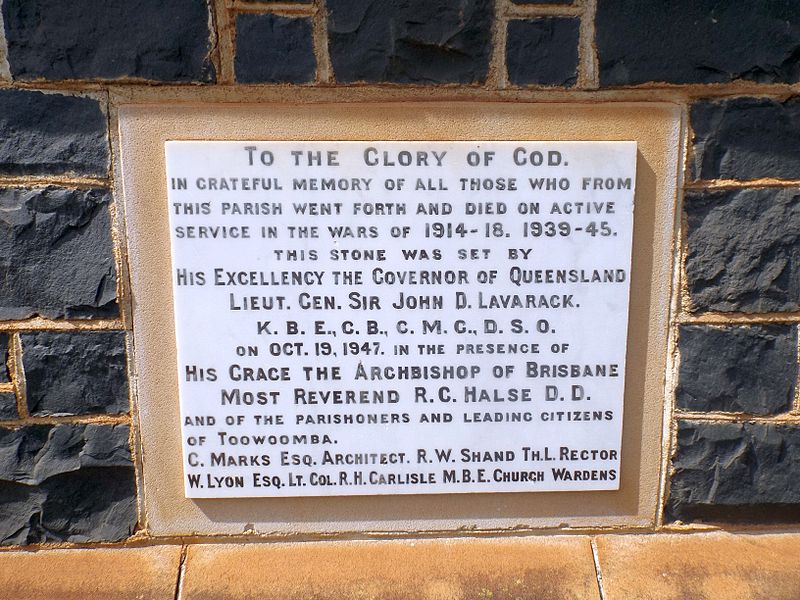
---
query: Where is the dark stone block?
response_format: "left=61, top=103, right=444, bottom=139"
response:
left=511, top=0, right=572, bottom=3
left=38, top=468, right=137, bottom=543
left=0, top=90, right=108, bottom=177
left=677, top=325, right=797, bottom=415
left=668, top=421, right=800, bottom=523
left=235, top=14, right=316, bottom=84
left=0, top=482, right=44, bottom=546
left=3, top=0, right=214, bottom=82
left=691, top=98, right=800, bottom=181
left=507, top=18, right=579, bottom=86
left=0, top=424, right=135, bottom=544
left=21, top=332, right=128, bottom=416
left=0, top=333, right=8, bottom=383
left=0, top=187, right=118, bottom=320
left=0, top=393, right=16, bottom=420
left=597, top=0, right=800, bottom=86
left=685, top=188, right=800, bottom=313
left=327, top=0, right=493, bottom=83
left=0, top=424, right=131, bottom=484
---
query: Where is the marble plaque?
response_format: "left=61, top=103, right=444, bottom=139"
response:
left=165, top=141, right=637, bottom=498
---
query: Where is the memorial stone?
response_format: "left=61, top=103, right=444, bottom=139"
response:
left=165, top=141, right=637, bottom=497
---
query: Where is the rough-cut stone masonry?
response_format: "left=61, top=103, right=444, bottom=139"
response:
left=677, top=325, right=797, bottom=416
left=0, top=333, right=8, bottom=383
left=0, top=186, right=118, bottom=320
left=235, top=14, right=316, bottom=84
left=691, top=98, right=800, bottom=181
left=22, top=332, right=129, bottom=416
left=0, top=0, right=798, bottom=548
left=668, top=421, right=800, bottom=523
left=684, top=187, right=800, bottom=313
left=2, top=0, right=215, bottom=81
left=0, top=424, right=136, bottom=544
left=0, top=89, right=107, bottom=177
left=596, top=0, right=800, bottom=86
left=506, top=18, right=580, bottom=87
left=0, top=394, right=15, bottom=421
left=326, top=0, right=494, bottom=83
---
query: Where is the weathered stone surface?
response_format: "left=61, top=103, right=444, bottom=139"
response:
left=692, top=98, right=800, bottom=181
left=0, top=424, right=135, bottom=544
left=597, top=532, right=800, bottom=600
left=685, top=188, right=800, bottom=313
left=667, top=421, right=800, bottom=523
left=0, top=394, right=16, bottom=420
left=327, top=0, right=493, bottom=83
left=0, top=546, right=182, bottom=600
left=0, top=424, right=131, bottom=484
left=677, top=325, right=797, bottom=415
left=235, top=14, right=316, bottom=84
left=22, top=332, right=128, bottom=416
left=0, top=333, right=8, bottom=383
left=597, top=0, right=800, bottom=86
left=0, top=187, right=118, bottom=320
left=37, top=468, right=137, bottom=543
left=0, top=483, right=42, bottom=546
left=512, top=0, right=572, bottom=3
left=183, top=537, right=600, bottom=599
left=507, top=18, right=579, bottom=86
left=0, top=89, right=108, bottom=177
left=3, top=0, right=214, bottom=82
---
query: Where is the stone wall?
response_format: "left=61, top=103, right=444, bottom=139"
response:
left=0, top=0, right=798, bottom=547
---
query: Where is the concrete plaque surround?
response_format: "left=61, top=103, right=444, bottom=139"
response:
left=118, top=102, right=680, bottom=536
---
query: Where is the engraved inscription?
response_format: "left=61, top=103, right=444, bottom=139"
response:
left=165, top=141, right=637, bottom=498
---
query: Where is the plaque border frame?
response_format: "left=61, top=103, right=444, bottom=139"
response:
left=117, top=101, right=681, bottom=537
